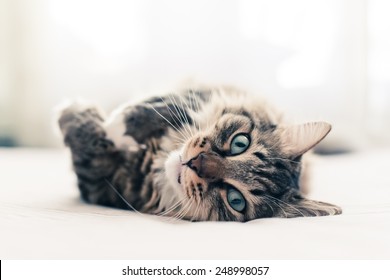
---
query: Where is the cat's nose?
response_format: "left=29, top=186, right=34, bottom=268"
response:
left=187, top=153, right=204, bottom=173
left=186, top=152, right=223, bottom=180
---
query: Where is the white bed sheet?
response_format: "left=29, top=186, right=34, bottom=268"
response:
left=0, top=148, right=389, bottom=259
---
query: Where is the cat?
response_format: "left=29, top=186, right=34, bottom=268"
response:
left=58, top=86, right=342, bottom=222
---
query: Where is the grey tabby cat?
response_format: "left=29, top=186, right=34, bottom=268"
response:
left=58, top=86, right=341, bottom=222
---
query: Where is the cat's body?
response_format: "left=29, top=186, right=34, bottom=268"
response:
left=59, top=86, right=341, bottom=221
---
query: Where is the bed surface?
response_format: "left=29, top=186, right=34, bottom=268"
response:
left=1, top=148, right=389, bottom=259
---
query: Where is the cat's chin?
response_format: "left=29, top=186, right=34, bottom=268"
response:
left=164, top=149, right=184, bottom=193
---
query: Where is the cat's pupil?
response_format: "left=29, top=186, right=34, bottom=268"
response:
left=231, top=198, right=242, bottom=204
left=235, top=142, right=246, bottom=148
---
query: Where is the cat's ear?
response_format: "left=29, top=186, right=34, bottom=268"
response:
left=280, top=196, right=342, bottom=218
left=278, top=122, right=331, bottom=158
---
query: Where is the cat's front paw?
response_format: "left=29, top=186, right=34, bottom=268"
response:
left=58, top=101, right=113, bottom=154
left=58, top=101, right=104, bottom=133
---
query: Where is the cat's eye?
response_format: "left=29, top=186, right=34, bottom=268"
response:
left=230, top=134, right=250, bottom=155
left=227, top=187, right=246, bottom=212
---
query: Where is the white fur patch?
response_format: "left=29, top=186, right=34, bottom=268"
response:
left=104, top=111, right=138, bottom=151
left=164, top=149, right=184, bottom=193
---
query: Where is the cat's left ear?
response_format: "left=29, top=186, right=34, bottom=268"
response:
left=278, top=122, right=331, bottom=158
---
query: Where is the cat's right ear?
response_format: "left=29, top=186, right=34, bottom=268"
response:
left=280, top=196, right=342, bottom=218
left=278, top=122, right=332, bottom=159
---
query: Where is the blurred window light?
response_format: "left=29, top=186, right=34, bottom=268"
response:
left=2, top=0, right=389, bottom=148
left=368, top=0, right=390, bottom=83
left=239, top=0, right=339, bottom=89
left=48, top=0, right=148, bottom=61
left=367, top=0, right=390, bottom=143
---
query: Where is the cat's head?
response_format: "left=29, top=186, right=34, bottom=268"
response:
left=164, top=91, right=342, bottom=221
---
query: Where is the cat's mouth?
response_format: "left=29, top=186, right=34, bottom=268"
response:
left=175, top=159, right=184, bottom=186
left=164, top=149, right=186, bottom=190
left=177, top=155, right=187, bottom=184
left=177, top=165, right=183, bottom=185
left=177, top=173, right=182, bottom=184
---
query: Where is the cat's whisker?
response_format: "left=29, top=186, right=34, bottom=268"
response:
left=157, top=205, right=180, bottom=218
left=171, top=138, right=186, bottom=148
left=159, top=126, right=186, bottom=143
left=146, top=102, right=188, bottom=141
left=187, top=90, right=198, bottom=133
left=160, top=96, right=194, bottom=144
left=186, top=89, right=201, bottom=134
left=167, top=198, right=192, bottom=222
left=173, top=197, right=195, bottom=221
left=264, top=157, right=301, bottom=164
left=146, top=102, right=183, bottom=135
left=158, top=96, right=187, bottom=138
left=161, top=209, right=182, bottom=222
left=263, top=196, right=287, bottom=218
left=157, top=198, right=186, bottom=217
left=192, top=89, right=202, bottom=113
left=160, top=207, right=183, bottom=222
left=264, top=194, right=306, bottom=218
left=167, top=132, right=186, bottom=145
left=167, top=95, right=193, bottom=139
left=179, top=199, right=195, bottom=220
left=190, top=90, right=202, bottom=134
left=190, top=201, right=201, bottom=222
left=177, top=95, right=195, bottom=138
left=261, top=198, right=275, bottom=216
left=104, top=178, right=144, bottom=215
left=205, top=90, right=213, bottom=131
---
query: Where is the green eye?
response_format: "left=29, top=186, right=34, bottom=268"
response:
left=227, top=187, right=246, bottom=212
left=230, top=134, right=250, bottom=155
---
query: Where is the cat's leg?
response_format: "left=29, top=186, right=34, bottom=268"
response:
left=58, top=103, right=132, bottom=209
left=59, top=103, right=113, bottom=157
left=104, top=90, right=210, bottom=146
left=121, top=102, right=191, bottom=144
left=106, top=92, right=206, bottom=145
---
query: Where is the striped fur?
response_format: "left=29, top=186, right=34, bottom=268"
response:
left=58, top=87, right=341, bottom=222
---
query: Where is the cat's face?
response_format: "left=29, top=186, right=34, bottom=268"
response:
left=165, top=105, right=341, bottom=222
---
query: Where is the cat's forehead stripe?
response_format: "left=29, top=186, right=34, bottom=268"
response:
left=219, top=121, right=244, bottom=144
left=217, top=115, right=255, bottom=145
left=253, top=152, right=267, bottom=162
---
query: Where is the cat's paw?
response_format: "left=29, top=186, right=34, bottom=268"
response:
left=57, top=101, right=113, bottom=154
left=58, top=101, right=104, bottom=133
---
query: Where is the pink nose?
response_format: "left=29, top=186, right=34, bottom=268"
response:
left=186, top=152, right=223, bottom=180
left=187, top=153, right=203, bottom=174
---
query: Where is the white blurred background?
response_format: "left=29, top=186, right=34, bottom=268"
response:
left=0, top=0, right=389, bottom=149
